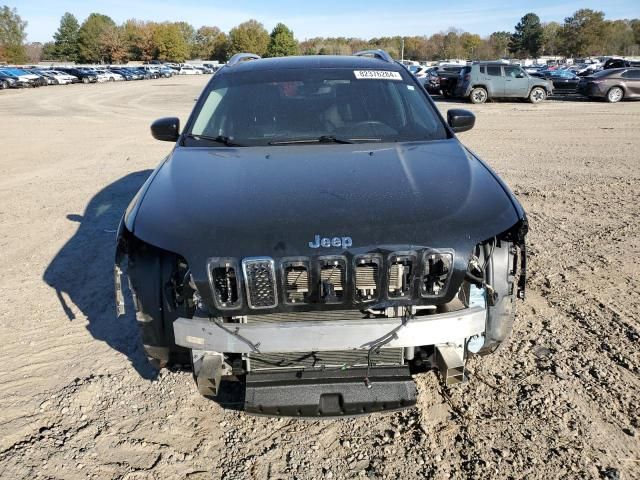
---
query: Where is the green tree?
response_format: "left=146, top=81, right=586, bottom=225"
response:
left=53, top=12, right=80, bottom=61
left=42, top=41, right=57, bottom=60
left=541, top=21, right=561, bottom=55
left=152, top=23, right=189, bottom=62
left=559, top=9, right=606, bottom=56
left=488, top=31, right=511, bottom=58
left=509, top=13, right=543, bottom=57
left=460, top=32, right=481, bottom=58
left=174, top=21, right=196, bottom=57
left=77, top=13, right=116, bottom=63
left=228, top=19, right=270, bottom=57
left=265, top=23, right=298, bottom=57
left=0, top=6, right=27, bottom=63
left=194, top=26, right=228, bottom=61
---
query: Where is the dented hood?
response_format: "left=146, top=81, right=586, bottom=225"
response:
left=129, top=139, right=523, bottom=273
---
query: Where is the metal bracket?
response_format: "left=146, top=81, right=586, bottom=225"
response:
left=192, top=350, right=232, bottom=398
left=435, top=344, right=467, bottom=385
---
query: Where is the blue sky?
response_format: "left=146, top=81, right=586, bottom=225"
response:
left=10, top=0, right=640, bottom=43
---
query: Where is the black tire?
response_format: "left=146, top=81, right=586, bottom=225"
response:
left=127, top=246, right=190, bottom=368
left=109, top=77, right=115, bottom=82
left=469, top=87, right=488, bottom=104
left=606, top=86, right=623, bottom=103
left=528, top=86, right=546, bottom=103
left=0, top=80, right=7, bottom=89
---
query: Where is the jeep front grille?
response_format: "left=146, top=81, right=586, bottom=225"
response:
left=354, top=255, right=381, bottom=302
left=388, top=253, right=415, bottom=298
left=247, top=348, right=404, bottom=371
left=319, top=257, right=345, bottom=303
left=242, top=258, right=277, bottom=309
left=421, top=252, right=453, bottom=297
left=208, top=258, right=242, bottom=309
left=283, top=261, right=309, bottom=304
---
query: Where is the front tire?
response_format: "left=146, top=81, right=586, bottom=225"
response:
left=470, top=87, right=488, bottom=104
left=606, top=87, right=623, bottom=103
left=529, top=87, right=546, bottom=103
left=127, top=247, right=190, bottom=368
left=82, top=77, right=89, bottom=84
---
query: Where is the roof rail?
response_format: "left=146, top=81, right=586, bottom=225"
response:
left=353, top=49, right=394, bottom=63
left=227, top=53, right=261, bottom=67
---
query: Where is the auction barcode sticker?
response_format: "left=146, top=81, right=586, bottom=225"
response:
left=354, top=70, right=402, bottom=80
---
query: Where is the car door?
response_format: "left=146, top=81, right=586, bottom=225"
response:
left=621, top=69, right=640, bottom=96
left=485, top=65, right=504, bottom=96
left=503, top=66, right=530, bottom=97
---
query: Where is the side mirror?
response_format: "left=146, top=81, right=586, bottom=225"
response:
left=516, top=72, right=525, bottom=78
left=447, top=109, right=475, bottom=133
left=151, top=117, right=180, bottom=142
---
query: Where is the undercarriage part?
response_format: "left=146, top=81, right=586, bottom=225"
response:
left=192, top=350, right=232, bottom=398
left=244, top=366, right=416, bottom=417
left=246, top=348, right=403, bottom=372
left=435, top=344, right=466, bottom=385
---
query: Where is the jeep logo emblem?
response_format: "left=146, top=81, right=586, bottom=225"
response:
left=308, top=235, right=352, bottom=249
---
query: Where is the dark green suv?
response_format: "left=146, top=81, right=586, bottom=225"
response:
left=455, top=62, right=553, bottom=104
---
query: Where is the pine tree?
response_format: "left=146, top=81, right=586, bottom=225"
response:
left=265, top=23, right=299, bottom=57
left=53, top=12, right=80, bottom=61
left=509, top=13, right=543, bottom=58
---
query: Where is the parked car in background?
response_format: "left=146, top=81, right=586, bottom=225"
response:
left=530, top=69, right=581, bottom=95
left=577, top=68, right=640, bottom=102
left=178, top=65, right=201, bottom=75
left=94, top=68, right=124, bottom=81
left=436, top=64, right=465, bottom=97
left=0, top=71, right=21, bottom=89
left=158, top=66, right=174, bottom=78
left=602, top=58, right=633, bottom=70
left=109, top=68, right=135, bottom=81
left=1, top=67, right=42, bottom=85
left=57, top=67, right=98, bottom=84
left=455, top=62, right=553, bottom=104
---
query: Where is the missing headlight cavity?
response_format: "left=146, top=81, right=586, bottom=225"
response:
left=388, top=253, right=415, bottom=298
left=283, top=261, right=310, bottom=304
left=210, top=262, right=240, bottom=308
left=421, top=252, right=453, bottom=297
left=355, top=255, right=381, bottom=302
left=319, top=257, right=345, bottom=303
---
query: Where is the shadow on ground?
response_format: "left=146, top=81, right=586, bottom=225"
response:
left=43, top=170, right=158, bottom=379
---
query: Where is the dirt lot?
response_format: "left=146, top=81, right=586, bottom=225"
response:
left=0, top=76, right=639, bottom=480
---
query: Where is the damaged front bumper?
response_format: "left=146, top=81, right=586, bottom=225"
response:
left=173, top=288, right=487, bottom=354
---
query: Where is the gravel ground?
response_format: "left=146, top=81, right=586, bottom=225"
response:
left=0, top=76, right=638, bottom=480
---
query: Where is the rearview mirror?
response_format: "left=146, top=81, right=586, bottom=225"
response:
left=151, top=117, right=180, bottom=142
left=447, top=109, right=475, bottom=133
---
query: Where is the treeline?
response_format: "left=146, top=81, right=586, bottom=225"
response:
left=1, top=5, right=639, bottom=65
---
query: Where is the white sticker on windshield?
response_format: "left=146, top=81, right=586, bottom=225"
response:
left=354, top=70, right=402, bottom=80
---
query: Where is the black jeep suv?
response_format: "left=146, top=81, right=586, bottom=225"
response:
left=115, top=51, right=527, bottom=417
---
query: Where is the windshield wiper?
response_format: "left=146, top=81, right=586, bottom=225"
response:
left=269, top=135, right=379, bottom=145
left=184, top=133, right=244, bottom=147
